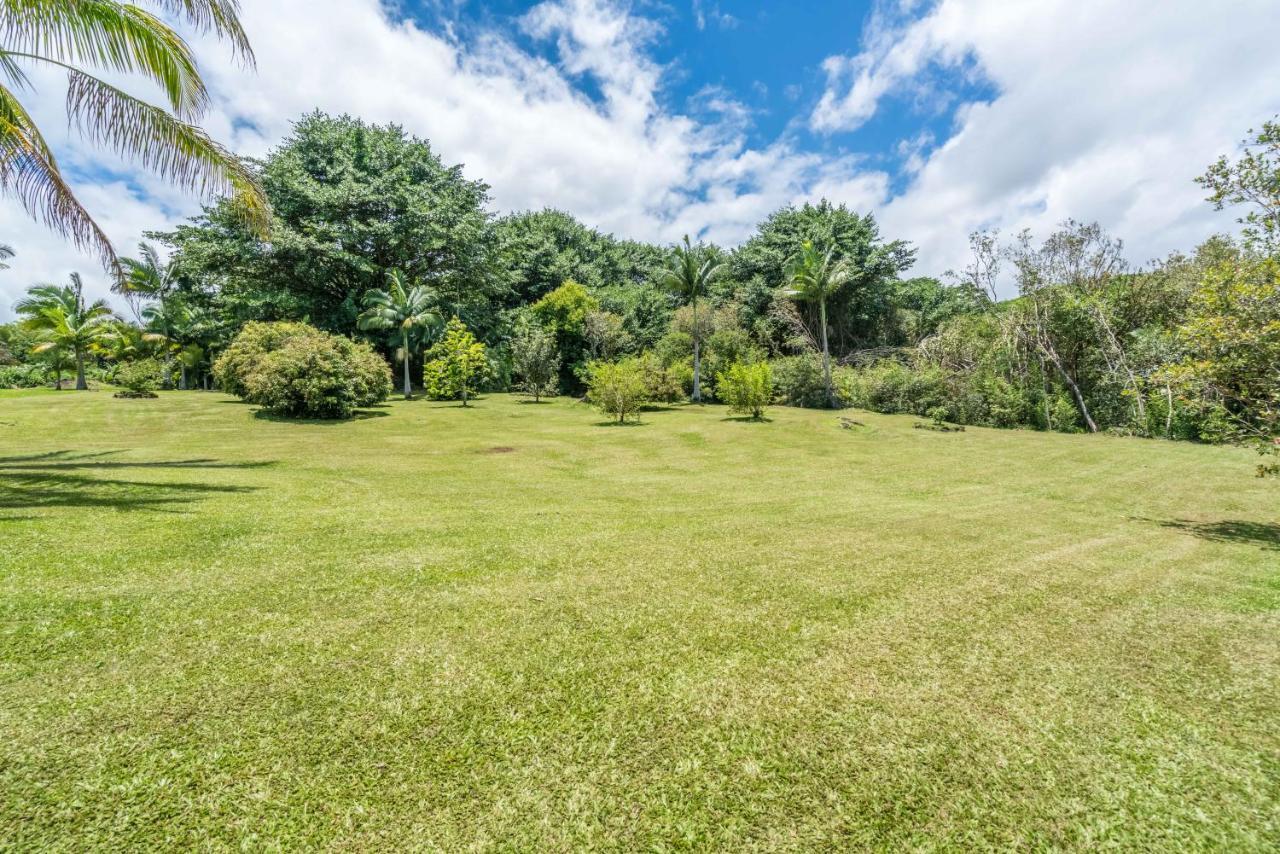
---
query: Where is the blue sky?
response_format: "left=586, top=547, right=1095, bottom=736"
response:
left=3, top=0, right=1280, bottom=316
left=410, top=0, right=995, bottom=196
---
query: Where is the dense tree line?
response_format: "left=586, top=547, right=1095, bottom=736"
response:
left=3, top=111, right=1278, bottom=470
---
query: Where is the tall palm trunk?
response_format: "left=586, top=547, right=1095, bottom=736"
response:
left=819, top=297, right=834, bottom=408
left=75, top=346, right=87, bottom=390
left=402, top=329, right=412, bottom=398
left=691, top=294, right=702, bottom=403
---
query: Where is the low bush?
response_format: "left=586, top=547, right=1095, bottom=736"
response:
left=213, top=321, right=317, bottom=397
left=219, top=322, right=390, bottom=418
left=423, top=318, right=492, bottom=405
left=845, top=360, right=948, bottom=416
left=637, top=352, right=686, bottom=404
left=587, top=357, right=649, bottom=423
left=0, top=363, right=50, bottom=388
left=769, top=354, right=828, bottom=408
left=717, top=361, right=772, bottom=420
left=112, top=358, right=164, bottom=398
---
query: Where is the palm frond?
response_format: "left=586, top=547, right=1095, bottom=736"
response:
left=65, top=69, right=268, bottom=235
left=147, top=0, right=254, bottom=65
left=0, top=84, right=120, bottom=273
left=3, top=0, right=210, bottom=117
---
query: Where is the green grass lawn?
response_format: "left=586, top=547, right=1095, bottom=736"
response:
left=1, top=391, right=1277, bottom=849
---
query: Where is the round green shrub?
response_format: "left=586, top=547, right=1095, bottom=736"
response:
left=213, top=321, right=317, bottom=397
left=113, top=358, right=164, bottom=397
left=219, top=322, right=391, bottom=418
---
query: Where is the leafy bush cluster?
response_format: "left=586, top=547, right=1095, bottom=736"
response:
left=422, top=318, right=492, bottom=405
left=112, top=358, right=164, bottom=398
left=717, top=361, right=773, bottom=419
left=586, top=357, right=650, bottom=423
left=0, top=363, right=49, bottom=388
left=214, top=322, right=390, bottom=418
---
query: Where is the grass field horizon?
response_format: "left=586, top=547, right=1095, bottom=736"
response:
left=2, top=390, right=1277, bottom=849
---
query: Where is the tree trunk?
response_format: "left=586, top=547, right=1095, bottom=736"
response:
left=1045, top=347, right=1098, bottom=433
left=53, top=364, right=62, bottom=390
left=180, top=364, right=188, bottom=390
left=1165, top=383, right=1174, bottom=439
left=75, top=347, right=87, bottom=391
left=402, top=331, right=412, bottom=398
left=820, top=298, right=834, bottom=408
left=691, top=295, right=701, bottom=403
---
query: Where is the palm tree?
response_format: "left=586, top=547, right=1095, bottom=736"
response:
left=357, top=270, right=443, bottom=398
left=143, top=298, right=216, bottom=389
left=659, top=235, right=721, bottom=402
left=784, top=240, right=853, bottom=408
left=118, top=242, right=175, bottom=320
left=14, top=273, right=115, bottom=390
left=0, top=0, right=268, bottom=276
left=0, top=243, right=13, bottom=270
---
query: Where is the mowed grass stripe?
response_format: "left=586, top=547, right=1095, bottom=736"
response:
left=0, top=390, right=1276, bottom=849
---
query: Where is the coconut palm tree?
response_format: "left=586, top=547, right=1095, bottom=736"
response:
left=357, top=270, right=443, bottom=399
left=117, top=241, right=175, bottom=320
left=143, top=298, right=217, bottom=389
left=784, top=240, right=853, bottom=408
left=0, top=0, right=268, bottom=276
left=14, top=273, right=115, bottom=389
left=659, top=235, right=721, bottom=402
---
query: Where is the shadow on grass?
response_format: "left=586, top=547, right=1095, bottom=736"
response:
left=517, top=399, right=554, bottom=405
left=1146, top=518, right=1280, bottom=551
left=593, top=420, right=646, bottom=427
left=0, top=451, right=269, bottom=516
left=721, top=415, right=773, bottom=423
left=252, top=408, right=389, bottom=423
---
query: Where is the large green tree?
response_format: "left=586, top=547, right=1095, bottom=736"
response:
left=494, top=209, right=664, bottom=305
left=159, top=112, right=500, bottom=333
left=728, top=201, right=916, bottom=355
left=0, top=0, right=267, bottom=272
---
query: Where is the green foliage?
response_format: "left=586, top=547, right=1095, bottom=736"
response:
left=658, top=235, right=722, bottom=401
left=844, top=360, right=948, bottom=417
left=530, top=280, right=600, bottom=389
left=357, top=269, right=443, bottom=397
left=717, top=361, right=773, bottom=419
left=770, top=354, right=835, bottom=408
left=158, top=112, right=498, bottom=332
left=0, top=0, right=266, bottom=274
left=0, top=363, right=49, bottom=389
left=510, top=322, right=560, bottom=401
left=423, top=318, right=491, bottom=405
left=14, top=274, right=116, bottom=390
left=213, top=321, right=318, bottom=397
left=113, top=358, right=164, bottom=396
left=1197, top=118, right=1280, bottom=252
left=494, top=209, right=665, bottom=304
left=728, top=201, right=917, bottom=354
left=241, top=330, right=390, bottom=419
left=637, top=352, right=687, bottom=403
left=1163, top=256, right=1280, bottom=466
left=586, top=357, right=650, bottom=423
left=530, top=280, right=598, bottom=338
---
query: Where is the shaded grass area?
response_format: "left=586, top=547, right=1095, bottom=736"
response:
left=1, top=391, right=1277, bottom=849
